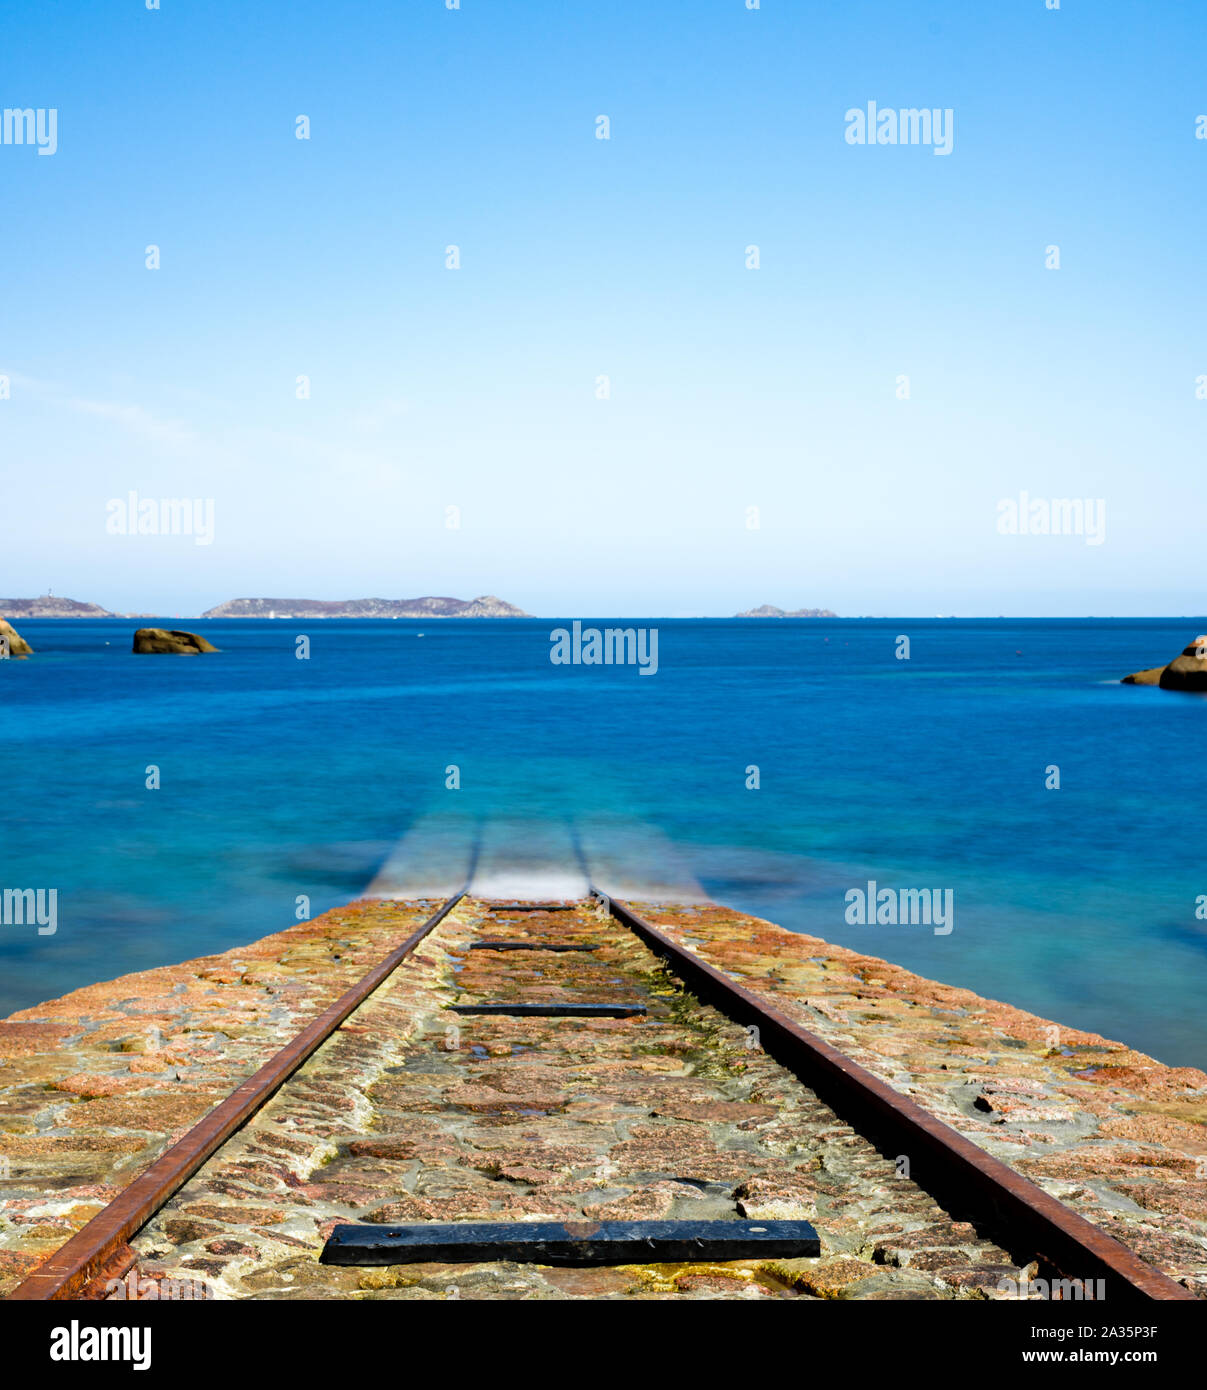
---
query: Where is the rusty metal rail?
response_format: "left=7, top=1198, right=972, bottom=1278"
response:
left=7, top=891, right=465, bottom=1301
left=598, top=892, right=1195, bottom=1303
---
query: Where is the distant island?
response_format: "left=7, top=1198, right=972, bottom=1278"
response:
left=735, top=604, right=837, bottom=618
left=0, top=596, right=115, bottom=618
left=199, top=595, right=529, bottom=619
left=3, top=594, right=841, bottom=621
left=0, top=594, right=528, bottom=619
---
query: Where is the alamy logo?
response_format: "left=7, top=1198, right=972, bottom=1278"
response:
left=106, top=491, right=215, bottom=546
left=1, top=888, right=57, bottom=935
left=845, top=101, right=954, bottom=156
left=2, top=107, right=57, bottom=155
left=844, top=881, right=953, bottom=935
left=996, top=492, right=1105, bottom=545
left=549, top=620, right=659, bottom=675
left=50, top=1321, right=150, bottom=1370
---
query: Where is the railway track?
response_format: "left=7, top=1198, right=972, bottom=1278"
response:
left=7, top=890, right=1193, bottom=1302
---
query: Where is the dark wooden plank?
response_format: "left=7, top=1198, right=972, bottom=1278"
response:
left=449, top=1002, right=646, bottom=1017
left=469, top=940, right=600, bottom=952
left=321, top=1219, right=819, bottom=1266
left=487, top=903, right=578, bottom=912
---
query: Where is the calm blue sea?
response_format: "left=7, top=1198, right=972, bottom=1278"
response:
left=1, top=617, right=1204, bottom=1067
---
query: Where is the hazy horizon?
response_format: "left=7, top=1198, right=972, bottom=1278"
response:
left=6, top=595, right=1207, bottom=621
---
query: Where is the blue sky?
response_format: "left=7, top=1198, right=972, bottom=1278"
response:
left=1, top=1, right=1204, bottom=616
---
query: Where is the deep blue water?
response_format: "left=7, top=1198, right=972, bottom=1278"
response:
left=1, top=617, right=1204, bottom=1067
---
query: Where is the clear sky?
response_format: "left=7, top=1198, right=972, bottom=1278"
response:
left=1, top=1, right=1204, bottom=616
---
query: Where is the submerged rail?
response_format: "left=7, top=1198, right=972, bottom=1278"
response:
left=7, top=891, right=466, bottom=1301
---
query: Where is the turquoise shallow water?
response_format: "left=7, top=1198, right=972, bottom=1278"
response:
left=1, top=616, right=1204, bottom=1067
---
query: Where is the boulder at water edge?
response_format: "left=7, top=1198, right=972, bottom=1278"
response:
left=132, top=628, right=220, bottom=654
left=1121, top=636, right=1207, bottom=691
left=0, top=618, right=33, bottom=657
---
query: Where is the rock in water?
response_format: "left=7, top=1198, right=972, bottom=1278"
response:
left=0, top=618, right=33, bottom=657
left=1121, top=636, right=1207, bottom=691
left=1158, top=637, right=1207, bottom=691
left=132, top=628, right=219, bottom=655
left=1121, top=666, right=1165, bottom=686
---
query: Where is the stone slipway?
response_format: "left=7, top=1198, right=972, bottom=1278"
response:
left=0, top=898, right=1203, bottom=1299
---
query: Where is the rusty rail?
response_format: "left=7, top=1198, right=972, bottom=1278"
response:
left=599, top=893, right=1195, bottom=1303
left=7, top=891, right=465, bottom=1301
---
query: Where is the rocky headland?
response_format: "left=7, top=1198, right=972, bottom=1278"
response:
left=0, top=597, right=113, bottom=618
